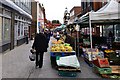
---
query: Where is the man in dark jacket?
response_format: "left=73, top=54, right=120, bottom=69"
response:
left=32, top=33, right=48, bottom=68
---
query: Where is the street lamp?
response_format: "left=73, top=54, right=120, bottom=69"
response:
left=75, top=24, right=80, bottom=57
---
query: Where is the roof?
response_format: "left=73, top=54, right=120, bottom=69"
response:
left=1, top=0, right=32, bottom=19
left=97, top=0, right=120, bottom=13
left=70, top=6, right=81, bottom=13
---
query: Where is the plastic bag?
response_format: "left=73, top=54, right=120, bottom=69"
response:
left=29, top=54, right=36, bottom=61
left=30, top=48, right=36, bottom=54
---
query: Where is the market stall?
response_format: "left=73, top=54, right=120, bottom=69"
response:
left=56, top=55, right=81, bottom=77
left=83, top=48, right=104, bottom=66
left=79, top=0, right=120, bottom=49
left=50, top=39, right=81, bottom=77
left=78, top=0, right=120, bottom=78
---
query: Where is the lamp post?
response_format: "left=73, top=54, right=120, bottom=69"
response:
left=75, top=24, right=80, bottom=57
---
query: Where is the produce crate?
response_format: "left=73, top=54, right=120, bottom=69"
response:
left=110, top=66, right=120, bottom=74
left=105, top=52, right=120, bottom=65
left=83, top=50, right=104, bottom=61
left=58, top=70, right=77, bottom=77
left=92, top=58, right=110, bottom=68
left=93, top=65, right=112, bottom=74
left=101, top=74, right=120, bottom=78
left=58, top=67, right=81, bottom=72
left=50, top=56, right=58, bottom=69
left=50, top=51, right=75, bottom=57
left=109, top=59, right=120, bottom=65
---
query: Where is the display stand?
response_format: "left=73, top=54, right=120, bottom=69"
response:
left=56, top=55, right=81, bottom=77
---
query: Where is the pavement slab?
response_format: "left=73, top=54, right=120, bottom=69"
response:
left=2, top=37, right=101, bottom=79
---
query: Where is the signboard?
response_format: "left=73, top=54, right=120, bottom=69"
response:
left=38, top=18, right=44, bottom=22
left=75, top=24, right=80, bottom=31
left=38, top=22, right=40, bottom=27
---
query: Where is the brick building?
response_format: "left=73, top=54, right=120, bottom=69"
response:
left=69, top=6, right=81, bottom=24
left=81, top=0, right=120, bottom=15
left=31, top=0, right=46, bottom=38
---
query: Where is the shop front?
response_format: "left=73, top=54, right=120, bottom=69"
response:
left=0, top=9, right=2, bottom=53
left=0, top=7, right=12, bottom=53
left=0, top=1, right=32, bottom=53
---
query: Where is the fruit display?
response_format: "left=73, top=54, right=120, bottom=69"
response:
left=52, top=40, right=64, bottom=44
left=84, top=48, right=104, bottom=61
left=51, top=43, right=73, bottom=52
left=104, top=49, right=114, bottom=53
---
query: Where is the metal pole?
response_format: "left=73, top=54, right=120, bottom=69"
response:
left=76, top=24, right=80, bottom=57
left=89, top=13, right=93, bottom=49
left=77, top=27, right=79, bottom=57
left=89, top=12, right=93, bottom=62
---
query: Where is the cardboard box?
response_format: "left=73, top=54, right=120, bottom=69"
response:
left=93, top=58, right=110, bottom=68
left=93, top=65, right=112, bottom=74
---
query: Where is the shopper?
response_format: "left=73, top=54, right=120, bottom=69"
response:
left=32, top=32, right=48, bottom=68
left=56, top=32, right=60, bottom=41
left=64, top=32, right=75, bottom=49
left=108, top=31, right=113, bottom=37
left=25, top=33, right=29, bottom=44
left=108, top=31, right=114, bottom=49
left=44, top=30, right=50, bottom=46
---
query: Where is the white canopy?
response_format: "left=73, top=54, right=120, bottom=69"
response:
left=90, top=0, right=120, bottom=21
left=89, top=0, right=120, bottom=49
left=79, top=0, right=120, bottom=49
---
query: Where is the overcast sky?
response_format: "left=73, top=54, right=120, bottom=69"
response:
left=38, top=0, right=81, bottom=23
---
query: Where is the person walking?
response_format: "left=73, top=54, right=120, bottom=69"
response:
left=107, top=31, right=114, bottom=49
left=32, top=32, right=48, bottom=68
left=44, top=29, right=51, bottom=45
left=25, top=33, right=29, bottom=44
left=56, top=32, right=60, bottom=41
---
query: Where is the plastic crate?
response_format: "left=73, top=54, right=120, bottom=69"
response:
left=50, top=52, right=75, bottom=57
left=50, top=56, right=58, bottom=69
left=93, top=65, right=112, bottom=74
left=58, top=70, right=77, bottom=77
left=110, top=66, right=120, bottom=74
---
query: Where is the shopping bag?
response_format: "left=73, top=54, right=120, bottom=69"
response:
left=29, top=54, right=36, bottom=61
left=30, top=48, right=36, bottom=54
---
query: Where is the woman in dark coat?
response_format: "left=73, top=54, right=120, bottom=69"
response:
left=32, top=33, right=48, bottom=68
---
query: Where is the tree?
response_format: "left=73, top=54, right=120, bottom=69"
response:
left=52, top=20, right=60, bottom=24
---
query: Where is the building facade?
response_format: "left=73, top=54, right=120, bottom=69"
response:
left=0, top=0, right=32, bottom=53
left=69, top=6, right=81, bottom=24
left=81, top=0, right=109, bottom=15
left=81, top=0, right=120, bottom=39
left=80, top=0, right=110, bottom=36
left=31, top=0, right=45, bottom=37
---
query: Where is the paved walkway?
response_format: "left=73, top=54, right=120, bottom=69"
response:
left=2, top=37, right=101, bottom=79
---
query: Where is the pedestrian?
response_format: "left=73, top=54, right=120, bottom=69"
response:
left=108, top=31, right=114, bottom=49
left=44, top=29, right=50, bottom=46
left=108, top=31, right=113, bottom=37
left=56, top=32, right=60, bottom=41
left=32, top=32, right=48, bottom=68
left=25, top=33, right=29, bottom=44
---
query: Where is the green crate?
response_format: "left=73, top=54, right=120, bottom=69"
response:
left=93, top=65, right=112, bottom=74
left=58, top=71, right=77, bottom=77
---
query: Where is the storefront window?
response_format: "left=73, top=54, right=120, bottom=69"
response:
left=21, top=23, right=23, bottom=36
left=115, top=24, right=120, bottom=42
left=0, top=17, right=2, bottom=41
left=24, top=24, right=28, bottom=36
left=0, top=7, right=2, bottom=14
left=4, top=18, right=11, bottom=40
left=103, top=25, right=113, bottom=37
left=18, top=22, right=20, bottom=36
